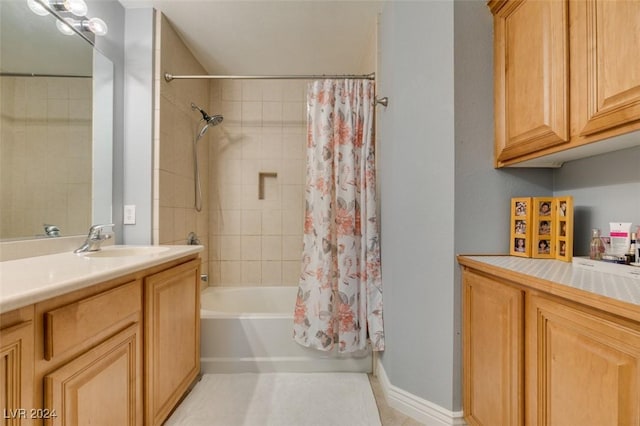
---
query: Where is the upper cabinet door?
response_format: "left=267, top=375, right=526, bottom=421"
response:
left=492, top=0, right=570, bottom=165
left=574, top=0, right=640, bottom=137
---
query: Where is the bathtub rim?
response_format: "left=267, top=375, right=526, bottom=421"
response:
left=200, top=285, right=296, bottom=319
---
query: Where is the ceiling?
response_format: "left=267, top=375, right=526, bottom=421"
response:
left=119, top=0, right=381, bottom=76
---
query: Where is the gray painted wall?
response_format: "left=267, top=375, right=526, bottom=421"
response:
left=553, top=146, right=640, bottom=256
left=378, top=0, right=456, bottom=410
left=122, top=8, right=155, bottom=244
left=378, top=0, right=554, bottom=412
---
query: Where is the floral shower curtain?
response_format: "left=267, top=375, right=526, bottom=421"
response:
left=293, top=79, right=384, bottom=353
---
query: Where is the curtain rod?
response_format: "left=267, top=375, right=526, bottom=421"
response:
left=0, top=72, right=92, bottom=79
left=164, top=72, right=375, bottom=82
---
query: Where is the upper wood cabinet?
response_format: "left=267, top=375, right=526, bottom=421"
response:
left=489, top=0, right=640, bottom=167
left=491, top=0, right=570, bottom=164
left=572, top=0, right=640, bottom=137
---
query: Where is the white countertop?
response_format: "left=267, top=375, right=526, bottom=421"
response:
left=461, top=255, right=640, bottom=306
left=0, top=245, right=203, bottom=314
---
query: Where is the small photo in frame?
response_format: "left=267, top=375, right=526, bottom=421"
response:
left=554, top=196, right=573, bottom=261
left=532, top=197, right=555, bottom=259
left=515, top=200, right=528, bottom=217
left=514, top=237, right=527, bottom=253
left=538, top=220, right=551, bottom=235
left=536, top=239, right=551, bottom=255
left=538, top=200, right=552, bottom=216
left=558, top=240, right=567, bottom=257
left=559, top=221, right=567, bottom=237
left=510, top=197, right=532, bottom=257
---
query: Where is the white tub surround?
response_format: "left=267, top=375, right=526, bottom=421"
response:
left=200, top=286, right=372, bottom=373
left=0, top=245, right=203, bottom=313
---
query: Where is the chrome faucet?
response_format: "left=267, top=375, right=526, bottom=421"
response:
left=44, top=224, right=61, bottom=237
left=74, top=224, right=114, bottom=254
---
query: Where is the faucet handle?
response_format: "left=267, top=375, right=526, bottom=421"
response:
left=88, top=223, right=115, bottom=239
left=44, top=224, right=61, bottom=237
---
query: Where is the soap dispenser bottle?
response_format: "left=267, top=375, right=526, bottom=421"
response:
left=590, top=228, right=605, bottom=260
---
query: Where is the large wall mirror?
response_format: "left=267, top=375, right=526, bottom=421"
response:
left=0, top=0, right=113, bottom=240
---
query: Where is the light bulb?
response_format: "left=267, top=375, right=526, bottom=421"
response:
left=85, top=17, right=108, bottom=36
left=63, top=0, right=87, bottom=17
left=55, top=18, right=76, bottom=35
left=27, top=0, right=50, bottom=16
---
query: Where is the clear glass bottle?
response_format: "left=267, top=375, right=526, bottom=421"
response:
left=590, top=228, right=605, bottom=260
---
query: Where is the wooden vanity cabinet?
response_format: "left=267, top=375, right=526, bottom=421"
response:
left=35, top=278, right=144, bottom=426
left=461, top=264, right=640, bottom=426
left=526, top=293, right=640, bottom=425
left=144, top=258, right=200, bottom=426
left=489, top=0, right=640, bottom=167
left=1, top=306, right=35, bottom=426
left=462, top=269, right=524, bottom=426
left=1, top=253, right=201, bottom=426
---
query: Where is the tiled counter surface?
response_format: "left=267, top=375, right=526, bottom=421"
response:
left=0, top=245, right=203, bottom=313
left=458, top=255, right=640, bottom=322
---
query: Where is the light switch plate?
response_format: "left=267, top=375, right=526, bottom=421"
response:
left=124, top=205, right=136, bottom=225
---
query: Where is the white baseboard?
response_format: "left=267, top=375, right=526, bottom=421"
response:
left=375, top=358, right=466, bottom=426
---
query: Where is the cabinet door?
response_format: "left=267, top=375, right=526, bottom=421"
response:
left=1, top=314, right=34, bottom=426
left=573, top=0, right=640, bottom=137
left=462, top=269, right=524, bottom=426
left=144, top=259, right=200, bottom=426
left=526, top=294, right=640, bottom=425
left=44, top=323, right=142, bottom=426
left=492, top=0, right=570, bottom=165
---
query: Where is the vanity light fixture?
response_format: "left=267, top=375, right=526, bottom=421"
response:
left=28, top=0, right=108, bottom=37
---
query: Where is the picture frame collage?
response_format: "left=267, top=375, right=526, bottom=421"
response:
left=509, top=196, right=573, bottom=262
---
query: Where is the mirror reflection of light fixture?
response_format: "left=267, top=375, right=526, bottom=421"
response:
left=55, top=17, right=76, bottom=35
left=56, top=17, right=108, bottom=36
left=54, top=0, right=88, bottom=17
left=83, top=17, right=108, bottom=36
left=27, top=0, right=49, bottom=16
left=27, top=0, right=108, bottom=38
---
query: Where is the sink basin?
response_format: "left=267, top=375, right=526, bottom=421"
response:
left=82, top=246, right=171, bottom=258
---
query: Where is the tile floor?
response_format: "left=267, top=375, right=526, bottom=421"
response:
left=368, top=374, right=425, bottom=426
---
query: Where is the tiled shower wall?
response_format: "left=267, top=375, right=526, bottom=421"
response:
left=0, top=76, right=92, bottom=239
left=155, top=14, right=210, bottom=275
left=207, top=80, right=307, bottom=286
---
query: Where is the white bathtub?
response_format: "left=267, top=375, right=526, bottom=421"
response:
left=200, top=286, right=372, bottom=373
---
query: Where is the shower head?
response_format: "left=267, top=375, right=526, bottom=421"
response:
left=192, top=103, right=223, bottom=138
left=192, top=103, right=224, bottom=131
